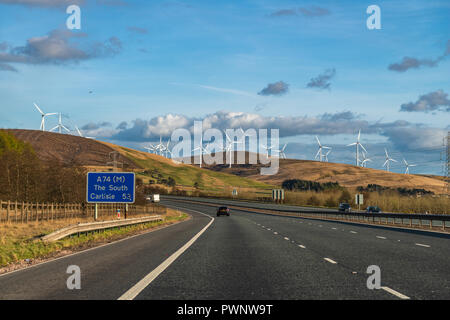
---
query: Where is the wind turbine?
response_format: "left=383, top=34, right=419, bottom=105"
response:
left=144, top=145, right=156, bottom=153
left=347, top=129, right=367, bottom=166
left=383, top=148, right=397, bottom=172
left=403, top=159, right=416, bottom=174
left=360, top=151, right=372, bottom=167
left=324, top=149, right=331, bottom=162
left=192, top=141, right=209, bottom=168
left=153, top=136, right=165, bottom=156
left=50, top=113, right=70, bottom=134
left=33, top=103, right=57, bottom=131
left=164, top=139, right=172, bottom=158
left=224, top=132, right=244, bottom=168
left=315, top=136, right=331, bottom=162
left=272, top=143, right=288, bottom=159
left=75, top=125, right=95, bottom=139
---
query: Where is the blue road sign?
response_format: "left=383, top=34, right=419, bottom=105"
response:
left=87, top=172, right=135, bottom=203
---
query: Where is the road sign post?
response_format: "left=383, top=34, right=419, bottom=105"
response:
left=87, top=172, right=135, bottom=220
left=355, top=194, right=364, bottom=210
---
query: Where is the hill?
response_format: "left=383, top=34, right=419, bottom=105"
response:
left=5, top=130, right=446, bottom=195
left=201, top=155, right=447, bottom=194
left=6, top=129, right=138, bottom=169
left=5, top=130, right=271, bottom=193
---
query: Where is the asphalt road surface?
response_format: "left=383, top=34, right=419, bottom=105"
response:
left=0, top=198, right=449, bottom=300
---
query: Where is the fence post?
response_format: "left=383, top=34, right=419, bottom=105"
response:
left=36, top=202, right=39, bottom=222
left=14, top=200, right=18, bottom=222
left=21, top=201, right=24, bottom=223
left=6, top=200, right=10, bottom=222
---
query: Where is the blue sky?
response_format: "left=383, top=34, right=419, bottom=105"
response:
left=0, top=0, right=449, bottom=174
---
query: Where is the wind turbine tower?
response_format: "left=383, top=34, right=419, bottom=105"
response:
left=383, top=148, right=397, bottom=172
left=51, top=113, right=70, bottom=134
left=347, top=129, right=367, bottom=166
left=33, top=103, right=57, bottom=131
left=403, top=159, right=417, bottom=174
left=315, top=136, right=331, bottom=162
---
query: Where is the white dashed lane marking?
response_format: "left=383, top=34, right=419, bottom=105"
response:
left=298, top=245, right=306, bottom=249
left=324, top=258, right=337, bottom=264
left=376, top=236, right=387, bottom=239
left=415, top=243, right=431, bottom=248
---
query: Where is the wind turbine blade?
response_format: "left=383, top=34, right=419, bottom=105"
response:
left=390, top=158, right=398, bottom=163
left=62, top=125, right=70, bottom=133
left=359, top=143, right=367, bottom=154
left=357, top=129, right=361, bottom=141
left=34, top=103, right=44, bottom=115
left=315, top=136, right=321, bottom=146
left=75, top=126, right=82, bottom=136
left=347, top=143, right=356, bottom=146
left=45, top=113, right=58, bottom=116
left=50, top=125, right=58, bottom=132
left=383, top=160, right=388, bottom=167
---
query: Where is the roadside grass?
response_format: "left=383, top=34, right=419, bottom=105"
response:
left=189, top=188, right=449, bottom=214
left=0, top=209, right=189, bottom=271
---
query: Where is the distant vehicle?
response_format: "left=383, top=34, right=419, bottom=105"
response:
left=146, top=194, right=160, bottom=203
left=217, top=206, right=230, bottom=217
left=338, top=203, right=351, bottom=213
left=366, top=206, right=381, bottom=213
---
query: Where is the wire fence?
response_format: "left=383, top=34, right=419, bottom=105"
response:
left=0, top=200, right=167, bottom=223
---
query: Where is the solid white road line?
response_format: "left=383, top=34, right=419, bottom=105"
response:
left=381, top=286, right=410, bottom=300
left=324, top=258, right=337, bottom=264
left=118, top=208, right=214, bottom=300
left=415, top=243, right=431, bottom=248
left=376, top=236, right=387, bottom=239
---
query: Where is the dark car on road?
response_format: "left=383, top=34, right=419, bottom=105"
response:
left=338, top=203, right=351, bottom=213
left=217, top=206, right=230, bottom=217
left=366, top=206, right=382, bottom=213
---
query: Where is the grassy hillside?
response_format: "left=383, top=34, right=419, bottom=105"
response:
left=203, top=157, right=447, bottom=194
left=6, top=129, right=445, bottom=195
left=100, top=142, right=271, bottom=192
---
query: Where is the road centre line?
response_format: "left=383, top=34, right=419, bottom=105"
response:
left=376, top=236, right=387, bottom=239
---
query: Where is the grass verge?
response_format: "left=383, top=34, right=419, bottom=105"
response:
left=0, top=209, right=189, bottom=274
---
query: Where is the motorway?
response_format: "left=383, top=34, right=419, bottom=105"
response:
left=0, top=198, right=449, bottom=299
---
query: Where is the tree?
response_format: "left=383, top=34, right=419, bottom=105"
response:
left=339, top=189, right=352, bottom=203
